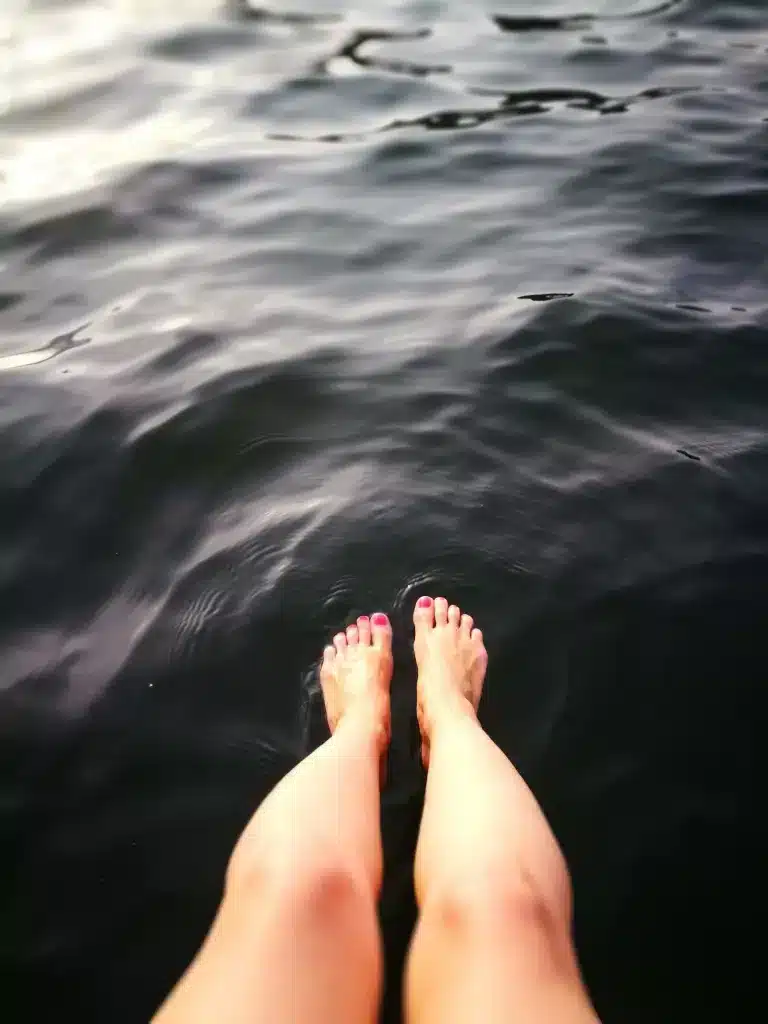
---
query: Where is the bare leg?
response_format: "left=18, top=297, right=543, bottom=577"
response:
left=405, top=597, right=600, bottom=1024
left=154, top=613, right=394, bottom=1024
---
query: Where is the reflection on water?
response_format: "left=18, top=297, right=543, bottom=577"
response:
left=0, top=324, right=89, bottom=371
left=492, top=0, right=689, bottom=34
left=1, top=0, right=767, bottom=1022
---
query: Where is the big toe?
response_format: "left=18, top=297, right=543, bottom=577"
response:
left=371, top=612, right=392, bottom=652
left=413, top=595, right=435, bottom=634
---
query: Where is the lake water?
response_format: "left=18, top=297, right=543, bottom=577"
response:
left=1, top=1, right=767, bottom=1021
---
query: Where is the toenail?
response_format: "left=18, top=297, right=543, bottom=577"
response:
left=372, top=613, right=389, bottom=626
left=418, top=596, right=432, bottom=608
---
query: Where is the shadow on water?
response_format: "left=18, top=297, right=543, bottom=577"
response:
left=225, top=0, right=341, bottom=25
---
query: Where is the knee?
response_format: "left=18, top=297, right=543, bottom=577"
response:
left=226, top=842, right=372, bottom=929
left=224, top=847, right=382, bottom=983
left=287, top=856, right=372, bottom=925
left=423, top=868, right=572, bottom=952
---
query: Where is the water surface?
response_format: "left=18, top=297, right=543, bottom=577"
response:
left=1, top=1, right=767, bottom=1021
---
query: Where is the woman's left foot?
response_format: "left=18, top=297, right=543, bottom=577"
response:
left=320, top=613, right=393, bottom=751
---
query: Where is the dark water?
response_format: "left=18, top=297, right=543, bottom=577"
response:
left=2, top=0, right=767, bottom=1020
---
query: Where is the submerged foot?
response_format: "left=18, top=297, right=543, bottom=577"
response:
left=320, top=613, right=394, bottom=755
left=413, top=596, right=487, bottom=768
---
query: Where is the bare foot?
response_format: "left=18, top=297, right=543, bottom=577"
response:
left=320, top=613, right=394, bottom=758
left=413, top=596, right=488, bottom=768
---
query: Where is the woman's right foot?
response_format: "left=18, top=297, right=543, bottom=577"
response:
left=413, top=596, right=488, bottom=768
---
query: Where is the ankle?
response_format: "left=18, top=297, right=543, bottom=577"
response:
left=338, top=693, right=391, bottom=751
left=422, top=689, right=477, bottom=744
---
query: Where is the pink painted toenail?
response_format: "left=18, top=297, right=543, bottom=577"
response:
left=372, top=613, right=389, bottom=626
left=418, top=596, right=432, bottom=608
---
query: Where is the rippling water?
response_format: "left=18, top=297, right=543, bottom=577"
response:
left=2, top=1, right=767, bottom=1020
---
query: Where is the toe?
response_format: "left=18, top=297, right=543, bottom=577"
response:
left=371, top=612, right=392, bottom=651
left=413, top=595, right=435, bottom=633
left=357, top=615, right=371, bottom=645
left=471, top=627, right=483, bottom=646
left=435, top=597, right=449, bottom=625
left=323, top=644, right=336, bottom=663
left=461, top=613, right=474, bottom=635
left=448, top=604, right=461, bottom=627
left=413, top=595, right=435, bottom=636
left=346, top=624, right=359, bottom=645
left=334, top=632, right=347, bottom=654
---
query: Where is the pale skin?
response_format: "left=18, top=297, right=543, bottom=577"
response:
left=154, top=597, right=601, bottom=1024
